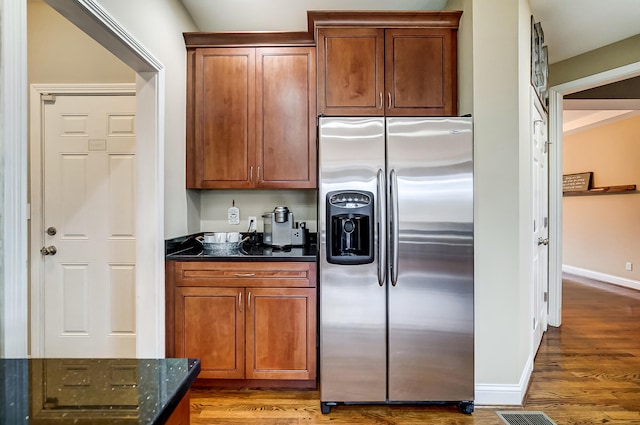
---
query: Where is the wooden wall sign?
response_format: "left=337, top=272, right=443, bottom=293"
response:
left=562, top=172, right=593, bottom=192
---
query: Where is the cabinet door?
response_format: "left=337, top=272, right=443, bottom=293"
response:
left=317, top=27, right=385, bottom=116
left=175, top=287, right=245, bottom=379
left=256, top=47, right=317, bottom=188
left=245, top=287, right=317, bottom=380
left=385, top=28, right=458, bottom=116
left=192, top=48, right=255, bottom=188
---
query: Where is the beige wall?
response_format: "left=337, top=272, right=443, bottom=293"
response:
left=28, top=1, right=134, bottom=84
left=445, top=0, right=473, bottom=115
left=563, top=115, right=640, bottom=282
left=549, top=34, right=640, bottom=87
left=200, top=190, right=317, bottom=233
left=89, top=0, right=199, bottom=238
left=460, top=0, right=534, bottom=394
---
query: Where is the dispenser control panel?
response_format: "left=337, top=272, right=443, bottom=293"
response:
left=326, top=190, right=374, bottom=265
left=328, top=192, right=371, bottom=209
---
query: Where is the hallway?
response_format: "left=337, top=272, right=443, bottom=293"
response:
left=188, top=276, right=640, bottom=424
left=524, top=275, right=640, bottom=423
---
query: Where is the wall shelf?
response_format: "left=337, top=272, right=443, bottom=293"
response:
left=563, top=184, right=637, bottom=196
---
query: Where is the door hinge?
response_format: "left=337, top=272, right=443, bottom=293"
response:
left=544, top=291, right=548, bottom=302
left=41, top=94, right=56, bottom=103
left=533, top=317, right=536, bottom=330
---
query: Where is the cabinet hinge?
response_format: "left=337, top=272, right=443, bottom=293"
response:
left=544, top=291, right=548, bottom=302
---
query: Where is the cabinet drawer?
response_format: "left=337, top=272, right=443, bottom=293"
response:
left=174, top=261, right=316, bottom=288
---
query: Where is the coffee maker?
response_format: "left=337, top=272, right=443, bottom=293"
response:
left=262, top=206, right=306, bottom=248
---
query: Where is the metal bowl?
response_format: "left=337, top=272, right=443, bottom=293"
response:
left=202, top=242, right=240, bottom=256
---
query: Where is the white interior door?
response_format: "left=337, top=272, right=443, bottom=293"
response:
left=41, top=94, right=136, bottom=357
left=532, top=90, right=549, bottom=353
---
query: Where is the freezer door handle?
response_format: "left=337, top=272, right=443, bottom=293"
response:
left=377, top=169, right=386, bottom=286
left=390, top=168, right=399, bottom=286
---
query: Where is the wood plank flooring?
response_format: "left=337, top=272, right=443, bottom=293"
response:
left=189, top=276, right=640, bottom=424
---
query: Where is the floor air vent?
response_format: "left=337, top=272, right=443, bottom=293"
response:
left=496, top=411, right=558, bottom=425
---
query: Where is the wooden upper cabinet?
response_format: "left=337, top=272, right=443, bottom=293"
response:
left=256, top=47, right=316, bottom=188
left=192, top=48, right=255, bottom=188
left=317, top=28, right=385, bottom=116
left=385, top=28, right=457, bottom=116
left=185, top=34, right=316, bottom=189
left=312, top=11, right=462, bottom=117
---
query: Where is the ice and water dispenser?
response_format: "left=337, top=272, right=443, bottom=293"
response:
left=326, top=190, right=374, bottom=265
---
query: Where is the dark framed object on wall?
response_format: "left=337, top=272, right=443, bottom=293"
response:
left=530, top=16, right=548, bottom=108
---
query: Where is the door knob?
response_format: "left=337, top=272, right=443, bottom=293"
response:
left=40, top=246, right=57, bottom=256
left=537, top=237, right=549, bottom=246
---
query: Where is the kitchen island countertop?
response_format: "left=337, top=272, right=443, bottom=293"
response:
left=0, top=358, right=200, bottom=425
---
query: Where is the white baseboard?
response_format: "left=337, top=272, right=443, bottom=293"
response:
left=474, top=354, right=533, bottom=406
left=563, top=265, right=640, bottom=291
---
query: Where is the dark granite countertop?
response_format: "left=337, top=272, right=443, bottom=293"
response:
left=165, top=232, right=317, bottom=262
left=0, top=358, right=200, bottom=425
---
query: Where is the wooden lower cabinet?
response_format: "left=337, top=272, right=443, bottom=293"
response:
left=246, top=287, right=316, bottom=380
left=175, top=287, right=245, bottom=379
left=171, top=261, right=317, bottom=383
left=164, top=390, right=191, bottom=425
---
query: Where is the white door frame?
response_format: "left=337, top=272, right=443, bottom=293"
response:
left=547, top=60, right=640, bottom=327
left=0, top=0, right=28, bottom=357
left=29, top=83, right=137, bottom=357
left=0, top=0, right=166, bottom=357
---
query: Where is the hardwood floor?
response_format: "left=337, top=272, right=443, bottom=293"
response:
left=189, top=276, right=640, bottom=424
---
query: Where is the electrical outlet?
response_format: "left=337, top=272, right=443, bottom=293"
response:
left=626, top=262, right=633, bottom=271
left=248, top=216, right=257, bottom=232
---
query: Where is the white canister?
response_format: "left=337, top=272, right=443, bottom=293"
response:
left=202, top=232, right=227, bottom=243
left=226, top=232, right=240, bottom=243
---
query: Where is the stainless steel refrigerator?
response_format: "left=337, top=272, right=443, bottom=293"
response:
left=318, top=116, right=474, bottom=414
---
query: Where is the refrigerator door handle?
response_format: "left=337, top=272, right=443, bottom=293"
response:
left=390, top=168, right=399, bottom=286
left=377, top=169, right=386, bottom=286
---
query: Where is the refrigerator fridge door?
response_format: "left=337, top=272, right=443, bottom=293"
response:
left=319, top=117, right=387, bottom=403
left=386, top=117, right=474, bottom=402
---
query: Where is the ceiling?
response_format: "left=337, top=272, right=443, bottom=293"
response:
left=178, top=0, right=447, bottom=32
left=528, top=0, right=640, bottom=64
left=178, top=0, right=640, bottom=132
left=179, top=0, right=640, bottom=65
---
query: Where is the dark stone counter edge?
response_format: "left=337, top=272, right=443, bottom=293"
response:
left=165, top=232, right=318, bottom=262
left=166, top=255, right=317, bottom=262
left=154, top=358, right=201, bottom=425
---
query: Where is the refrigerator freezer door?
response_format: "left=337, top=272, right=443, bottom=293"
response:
left=319, top=117, right=387, bottom=403
left=386, top=117, right=474, bottom=402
